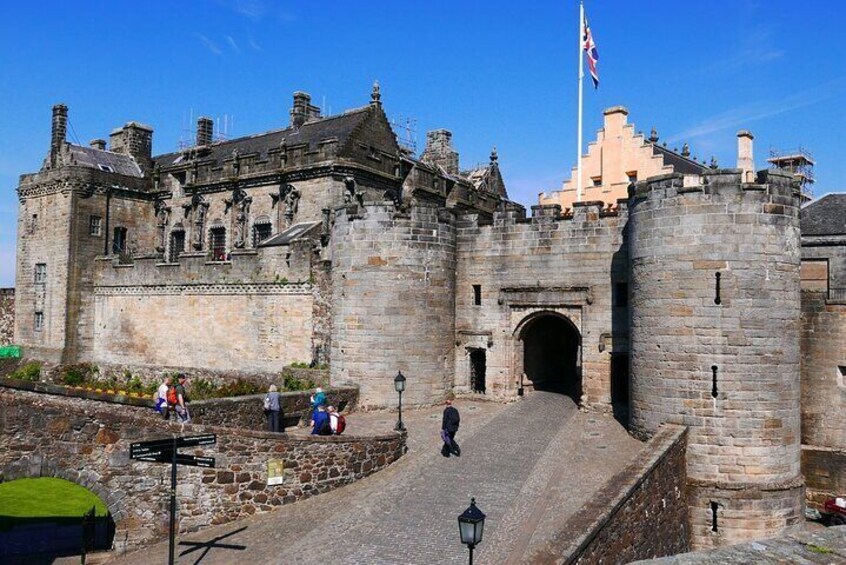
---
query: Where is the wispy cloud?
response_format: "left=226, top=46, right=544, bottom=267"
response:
left=666, top=77, right=846, bottom=143
left=196, top=33, right=222, bottom=56
left=225, top=35, right=241, bottom=54
left=701, top=25, right=785, bottom=75
left=249, top=38, right=263, bottom=52
left=213, top=0, right=267, bottom=21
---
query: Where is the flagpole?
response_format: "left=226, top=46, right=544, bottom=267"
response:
left=576, top=0, right=584, bottom=203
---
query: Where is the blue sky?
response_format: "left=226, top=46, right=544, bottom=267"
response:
left=1, top=0, right=844, bottom=287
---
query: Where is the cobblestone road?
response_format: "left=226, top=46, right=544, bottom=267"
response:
left=110, top=392, right=643, bottom=564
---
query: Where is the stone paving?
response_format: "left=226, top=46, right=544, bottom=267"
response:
left=110, top=392, right=643, bottom=564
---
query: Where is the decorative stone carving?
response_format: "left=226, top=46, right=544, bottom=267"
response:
left=226, top=186, right=252, bottom=249
left=343, top=176, right=364, bottom=206
left=154, top=200, right=172, bottom=253
left=183, top=192, right=209, bottom=250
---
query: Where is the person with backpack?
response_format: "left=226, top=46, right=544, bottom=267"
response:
left=328, top=406, right=346, bottom=435
left=264, top=384, right=281, bottom=432
left=173, top=373, right=191, bottom=423
left=155, top=376, right=172, bottom=419
left=311, top=405, right=332, bottom=436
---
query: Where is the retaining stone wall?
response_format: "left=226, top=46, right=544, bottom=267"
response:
left=0, top=387, right=402, bottom=553
left=0, top=289, right=14, bottom=345
left=802, top=446, right=846, bottom=508
left=528, top=425, right=689, bottom=564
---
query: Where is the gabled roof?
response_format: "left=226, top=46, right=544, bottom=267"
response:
left=801, top=193, right=846, bottom=236
left=652, top=144, right=709, bottom=175
left=153, top=107, right=372, bottom=169
left=65, top=144, right=143, bottom=177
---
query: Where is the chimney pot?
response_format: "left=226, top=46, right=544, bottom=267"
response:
left=90, top=139, right=106, bottom=151
left=736, top=130, right=755, bottom=181
left=50, top=103, right=69, bottom=165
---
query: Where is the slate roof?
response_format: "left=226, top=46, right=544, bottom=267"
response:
left=652, top=144, right=709, bottom=175
left=153, top=107, right=372, bottom=169
left=65, top=144, right=143, bottom=177
left=800, top=193, right=846, bottom=236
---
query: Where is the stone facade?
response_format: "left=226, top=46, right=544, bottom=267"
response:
left=0, top=387, right=403, bottom=552
left=529, top=425, right=689, bottom=564
left=0, top=288, right=13, bottom=345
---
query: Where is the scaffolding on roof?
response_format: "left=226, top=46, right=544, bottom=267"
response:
left=768, top=146, right=815, bottom=201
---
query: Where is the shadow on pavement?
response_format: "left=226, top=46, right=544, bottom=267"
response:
left=178, top=526, right=247, bottom=564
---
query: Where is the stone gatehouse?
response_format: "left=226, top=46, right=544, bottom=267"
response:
left=11, top=86, right=846, bottom=550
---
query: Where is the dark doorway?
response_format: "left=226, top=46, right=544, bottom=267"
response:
left=610, top=353, right=630, bottom=425
left=112, top=226, right=127, bottom=255
left=521, top=314, right=581, bottom=401
left=469, top=349, right=486, bottom=393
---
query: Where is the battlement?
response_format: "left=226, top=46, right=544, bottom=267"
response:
left=18, top=164, right=151, bottom=199
left=334, top=200, right=455, bottom=227
left=634, top=168, right=799, bottom=205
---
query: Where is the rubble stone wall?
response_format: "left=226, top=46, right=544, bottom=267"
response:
left=0, top=388, right=403, bottom=553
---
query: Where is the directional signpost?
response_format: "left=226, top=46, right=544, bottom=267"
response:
left=130, top=434, right=217, bottom=565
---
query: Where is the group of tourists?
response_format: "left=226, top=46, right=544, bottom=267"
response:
left=308, top=387, right=346, bottom=436
left=153, top=373, right=191, bottom=423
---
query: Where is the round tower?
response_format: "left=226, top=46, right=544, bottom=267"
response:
left=629, top=168, right=803, bottom=549
left=330, top=202, right=456, bottom=408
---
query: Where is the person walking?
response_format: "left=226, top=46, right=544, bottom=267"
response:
left=174, top=373, right=191, bottom=423
left=441, top=399, right=461, bottom=457
left=264, top=384, right=281, bottom=432
left=155, top=376, right=172, bottom=420
left=311, top=405, right=331, bottom=435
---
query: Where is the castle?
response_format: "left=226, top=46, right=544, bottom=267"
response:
left=12, top=86, right=846, bottom=551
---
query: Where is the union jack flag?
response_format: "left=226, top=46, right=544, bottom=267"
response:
left=583, top=11, right=599, bottom=88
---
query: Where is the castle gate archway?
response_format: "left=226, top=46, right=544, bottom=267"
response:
left=518, top=312, right=581, bottom=401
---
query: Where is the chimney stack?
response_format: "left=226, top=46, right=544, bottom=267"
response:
left=110, top=121, right=154, bottom=175
left=737, top=130, right=755, bottom=182
left=197, top=116, right=214, bottom=146
left=50, top=103, right=68, bottom=165
left=89, top=139, right=106, bottom=151
left=421, top=129, right=459, bottom=175
left=290, top=91, right=321, bottom=128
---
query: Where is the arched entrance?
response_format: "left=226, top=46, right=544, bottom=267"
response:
left=519, top=313, right=581, bottom=401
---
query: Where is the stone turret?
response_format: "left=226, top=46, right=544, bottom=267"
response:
left=421, top=129, right=459, bottom=175
left=629, top=167, right=803, bottom=549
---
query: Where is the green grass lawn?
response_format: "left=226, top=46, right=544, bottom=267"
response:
left=0, top=477, right=109, bottom=520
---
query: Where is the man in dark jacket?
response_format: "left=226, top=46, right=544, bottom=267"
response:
left=441, top=399, right=461, bottom=457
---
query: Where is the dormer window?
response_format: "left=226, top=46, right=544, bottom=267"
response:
left=98, top=164, right=114, bottom=173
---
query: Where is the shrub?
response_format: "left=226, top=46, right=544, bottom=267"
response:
left=10, top=362, right=41, bottom=382
left=283, top=372, right=314, bottom=391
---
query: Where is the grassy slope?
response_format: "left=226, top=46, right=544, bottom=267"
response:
left=0, top=477, right=108, bottom=518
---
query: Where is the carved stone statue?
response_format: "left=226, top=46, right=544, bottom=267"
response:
left=185, top=192, right=209, bottom=250
left=154, top=200, right=172, bottom=253
left=284, top=185, right=301, bottom=227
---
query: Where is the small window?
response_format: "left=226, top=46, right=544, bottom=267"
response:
left=627, top=171, right=638, bottom=183
left=473, top=284, right=482, bottom=306
left=112, top=227, right=127, bottom=255
left=253, top=223, right=272, bottom=246
left=98, top=164, right=114, bottom=173
left=614, top=283, right=628, bottom=307
left=30, top=214, right=38, bottom=233
left=592, top=176, right=602, bottom=187
left=210, top=227, right=227, bottom=261
left=169, top=231, right=185, bottom=263
left=34, top=263, right=47, bottom=284
left=89, top=215, right=102, bottom=236
left=34, top=311, right=44, bottom=331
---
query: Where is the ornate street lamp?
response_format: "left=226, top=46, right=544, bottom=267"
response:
left=458, top=497, right=486, bottom=565
left=394, top=371, right=406, bottom=431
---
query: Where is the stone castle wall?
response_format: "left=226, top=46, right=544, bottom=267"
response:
left=455, top=201, right=628, bottom=404
left=529, top=425, right=689, bottom=564
left=0, top=289, right=13, bottom=345
left=0, top=387, right=403, bottom=552
left=330, top=203, right=456, bottom=407
left=629, top=170, right=804, bottom=549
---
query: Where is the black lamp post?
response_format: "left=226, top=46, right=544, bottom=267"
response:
left=458, top=497, right=486, bottom=565
left=394, top=371, right=406, bottom=431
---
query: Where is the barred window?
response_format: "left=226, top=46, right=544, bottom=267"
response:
left=253, top=222, right=272, bottom=246
left=89, top=215, right=102, bottom=236
left=34, top=263, right=47, bottom=284
left=210, top=227, right=227, bottom=261
left=34, top=311, right=44, bottom=331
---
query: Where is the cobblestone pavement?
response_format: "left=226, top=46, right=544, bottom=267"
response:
left=110, top=392, right=643, bottom=564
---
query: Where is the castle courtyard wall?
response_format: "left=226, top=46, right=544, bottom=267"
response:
left=0, top=289, right=13, bottom=345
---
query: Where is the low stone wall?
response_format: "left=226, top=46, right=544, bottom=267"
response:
left=803, top=445, right=846, bottom=508
left=529, top=425, right=689, bottom=564
left=0, top=388, right=403, bottom=553
left=0, top=288, right=13, bottom=346
left=190, top=386, right=358, bottom=430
